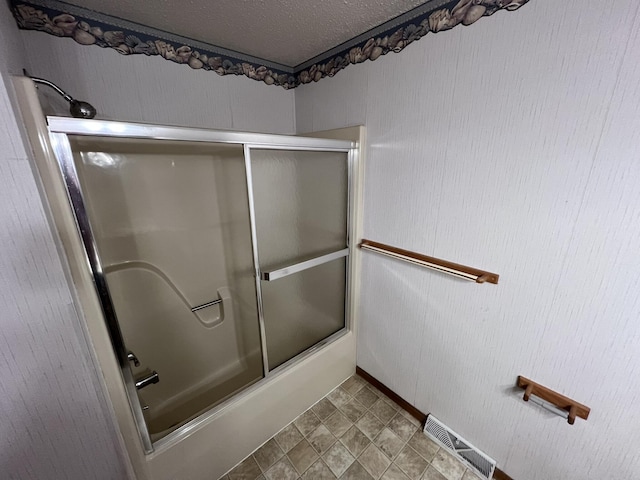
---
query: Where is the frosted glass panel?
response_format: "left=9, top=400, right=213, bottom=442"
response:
left=251, top=149, right=349, bottom=369
left=251, top=149, right=348, bottom=268
left=261, top=259, right=346, bottom=369
left=68, top=136, right=263, bottom=440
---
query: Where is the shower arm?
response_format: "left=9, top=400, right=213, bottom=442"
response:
left=29, top=76, right=73, bottom=102
left=24, top=70, right=97, bottom=119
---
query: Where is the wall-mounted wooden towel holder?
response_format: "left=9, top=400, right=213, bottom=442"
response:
left=359, top=239, right=499, bottom=284
left=517, top=376, right=590, bottom=425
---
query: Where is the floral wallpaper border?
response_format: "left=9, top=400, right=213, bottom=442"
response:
left=11, top=0, right=530, bottom=89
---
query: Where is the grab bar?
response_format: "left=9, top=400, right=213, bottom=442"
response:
left=103, top=260, right=222, bottom=313
left=191, top=298, right=222, bottom=312
left=359, top=239, right=499, bottom=284
left=261, top=248, right=349, bottom=281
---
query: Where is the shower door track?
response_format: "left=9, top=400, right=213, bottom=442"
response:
left=46, top=116, right=357, bottom=454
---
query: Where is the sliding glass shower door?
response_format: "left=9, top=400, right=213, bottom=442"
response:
left=47, top=116, right=354, bottom=452
left=63, top=136, right=263, bottom=444
left=249, top=149, right=350, bottom=370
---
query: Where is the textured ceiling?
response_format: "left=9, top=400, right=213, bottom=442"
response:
left=61, top=0, right=429, bottom=67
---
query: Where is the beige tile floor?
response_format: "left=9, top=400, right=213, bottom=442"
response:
left=220, top=374, right=482, bottom=480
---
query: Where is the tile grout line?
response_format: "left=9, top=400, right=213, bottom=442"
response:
left=223, top=374, right=478, bottom=480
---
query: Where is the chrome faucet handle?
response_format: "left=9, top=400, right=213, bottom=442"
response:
left=127, top=351, right=140, bottom=367
left=135, top=371, right=159, bottom=390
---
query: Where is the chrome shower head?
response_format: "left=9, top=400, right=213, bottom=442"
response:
left=68, top=99, right=97, bottom=119
left=28, top=75, right=97, bottom=119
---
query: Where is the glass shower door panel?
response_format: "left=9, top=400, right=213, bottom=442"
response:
left=250, top=149, right=348, bottom=370
left=260, top=258, right=346, bottom=369
left=68, top=136, right=263, bottom=440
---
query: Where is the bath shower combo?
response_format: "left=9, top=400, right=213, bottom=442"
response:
left=14, top=76, right=361, bottom=480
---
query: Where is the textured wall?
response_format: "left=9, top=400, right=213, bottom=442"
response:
left=19, top=30, right=296, bottom=134
left=296, top=1, right=640, bottom=479
left=0, top=5, right=131, bottom=480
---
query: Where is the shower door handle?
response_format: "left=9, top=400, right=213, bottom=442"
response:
left=261, top=248, right=349, bottom=281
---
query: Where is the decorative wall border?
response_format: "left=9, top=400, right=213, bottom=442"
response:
left=11, top=0, right=530, bottom=89
left=11, top=0, right=297, bottom=88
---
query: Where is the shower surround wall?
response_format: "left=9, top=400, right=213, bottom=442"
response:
left=296, top=0, right=640, bottom=479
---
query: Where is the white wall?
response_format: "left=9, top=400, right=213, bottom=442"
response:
left=296, top=1, right=640, bottom=479
left=19, top=31, right=296, bottom=134
left=0, top=5, right=130, bottom=479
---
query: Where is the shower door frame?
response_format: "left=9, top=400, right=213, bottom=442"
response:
left=45, top=116, right=356, bottom=454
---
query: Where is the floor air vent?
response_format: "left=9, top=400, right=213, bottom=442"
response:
left=423, top=415, right=496, bottom=480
